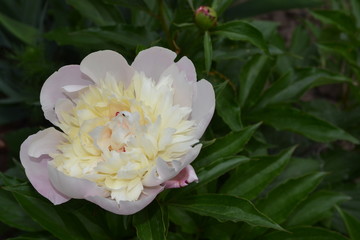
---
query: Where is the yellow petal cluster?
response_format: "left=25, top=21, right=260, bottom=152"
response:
left=50, top=72, right=197, bottom=202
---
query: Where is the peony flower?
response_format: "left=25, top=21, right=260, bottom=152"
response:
left=20, top=47, right=215, bottom=215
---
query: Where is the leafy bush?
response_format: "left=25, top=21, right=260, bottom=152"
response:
left=0, top=0, right=360, bottom=239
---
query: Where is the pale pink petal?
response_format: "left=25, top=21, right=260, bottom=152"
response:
left=80, top=50, right=134, bottom=86
left=20, top=128, right=70, bottom=205
left=142, top=144, right=202, bottom=187
left=48, top=165, right=107, bottom=199
left=163, top=165, right=198, bottom=188
left=40, top=65, right=93, bottom=125
left=191, top=80, right=216, bottom=138
left=160, top=64, right=194, bottom=107
left=131, top=47, right=177, bottom=81
left=54, top=98, right=74, bottom=123
left=176, top=56, right=197, bottom=83
left=86, top=186, right=163, bottom=215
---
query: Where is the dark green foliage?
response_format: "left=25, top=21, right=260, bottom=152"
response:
left=0, top=0, right=359, bottom=239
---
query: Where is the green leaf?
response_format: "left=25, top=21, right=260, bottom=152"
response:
left=212, top=0, right=233, bottom=16
left=226, top=0, right=323, bottom=18
left=311, top=10, right=357, bottom=34
left=168, top=207, right=197, bottom=234
left=0, top=189, right=42, bottom=232
left=337, top=206, right=360, bottom=240
left=66, top=0, right=121, bottom=26
left=350, top=0, right=360, bottom=28
left=133, top=201, right=167, bottom=240
left=239, top=172, right=326, bottom=239
left=288, top=191, right=351, bottom=226
left=8, top=185, right=92, bottom=240
left=215, top=82, right=242, bottom=131
left=169, top=194, right=283, bottom=231
left=214, top=21, right=269, bottom=54
left=258, top=172, right=327, bottom=221
left=193, top=123, right=261, bottom=169
left=46, top=25, right=157, bottom=49
left=221, top=147, right=295, bottom=199
left=204, top=31, right=213, bottom=73
left=103, top=0, right=150, bottom=12
left=239, top=54, right=273, bottom=108
left=248, top=105, right=359, bottom=144
left=256, top=68, right=352, bottom=109
left=263, top=226, right=349, bottom=240
left=0, top=12, right=39, bottom=45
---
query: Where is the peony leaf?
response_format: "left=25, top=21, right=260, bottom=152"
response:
left=337, top=206, right=360, bottom=240
left=238, top=172, right=327, bottom=239
left=215, top=82, right=242, bottom=131
left=311, top=10, right=357, bottom=34
left=221, top=147, right=295, bottom=199
left=0, top=189, right=42, bottom=232
left=255, top=68, right=352, bottom=109
left=214, top=21, right=269, bottom=55
left=248, top=105, right=359, bottom=144
left=133, top=201, right=167, bottom=240
left=169, top=194, right=284, bottom=231
left=263, top=226, right=349, bottom=240
left=6, top=184, right=93, bottom=240
left=204, top=31, right=213, bottom=73
left=287, top=191, right=350, bottom=226
left=0, top=12, right=39, bottom=45
left=194, top=123, right=261, bottom=169
left=66, top=0, right=122, bottom=26
left=239, top=54, right=273, bottom=108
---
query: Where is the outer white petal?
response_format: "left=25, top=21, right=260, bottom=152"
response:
left=20, top=128, right=70, bottom=205
left=48, top=164, right=108, bottom=199
left=163, top=165, right=198, bottom=188
left=160, top=64, right=194, bottom=107
left=191, top=80, right=215, bottom=138
left=80, top=50, right=134, bottom=86
left=142, top=144, right=202, bottom=187
left=176, top=56, right=197, bottom=83
left=131, top=47, right=177, bottom=82
left=86, top=186, right=163, bottom=215
left=40, top=65, right=93, bottom=125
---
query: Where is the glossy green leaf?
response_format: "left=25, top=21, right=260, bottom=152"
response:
left=221, top=147, right=295, bottom=199
left=7, top=185, right=91, bottom=240
left=215, top=82, right=242, bottom=131
left=168, top=207, right=197, bottom=234
left=214, top=21, right=269, bottom=54
left=239, top=54, right=273, bottom=108
left=194, top=123, right=261, bottom=169
left=133, top=201, right=167, bottom=240
left=192, top=156, right=249, bottom=189
left=204, top=31, right=212, bottom=73
left=170, top=194, right=283, bottom=231
left=263, top=226, right=349, bottom=240
left=258, top=172, right=326, bottom=221
left=288, top=191, right=350, bottom=226
left=226, top=0, right=323, bottom=18
left=0, top=12, right=39, bottom=45
left=256, top=68, right=352, bottom=109
left=337, top=207, right=360, bottom=240
left=0, top=189, right=42, bottom=232
left=249, top=105, right=359, bottom=144
left=103, top=0, right=150, bottom=11
left=46, top=25, right=157, bottom=49
left=350, top=0, right=360, bottom=27
left=239, top=172, right=326, bottom=239
left=66, top=0, right=121, bottom=26
left=311, top=10, right=356, bottom=34
left=212, top=0, right=233, bottom=16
